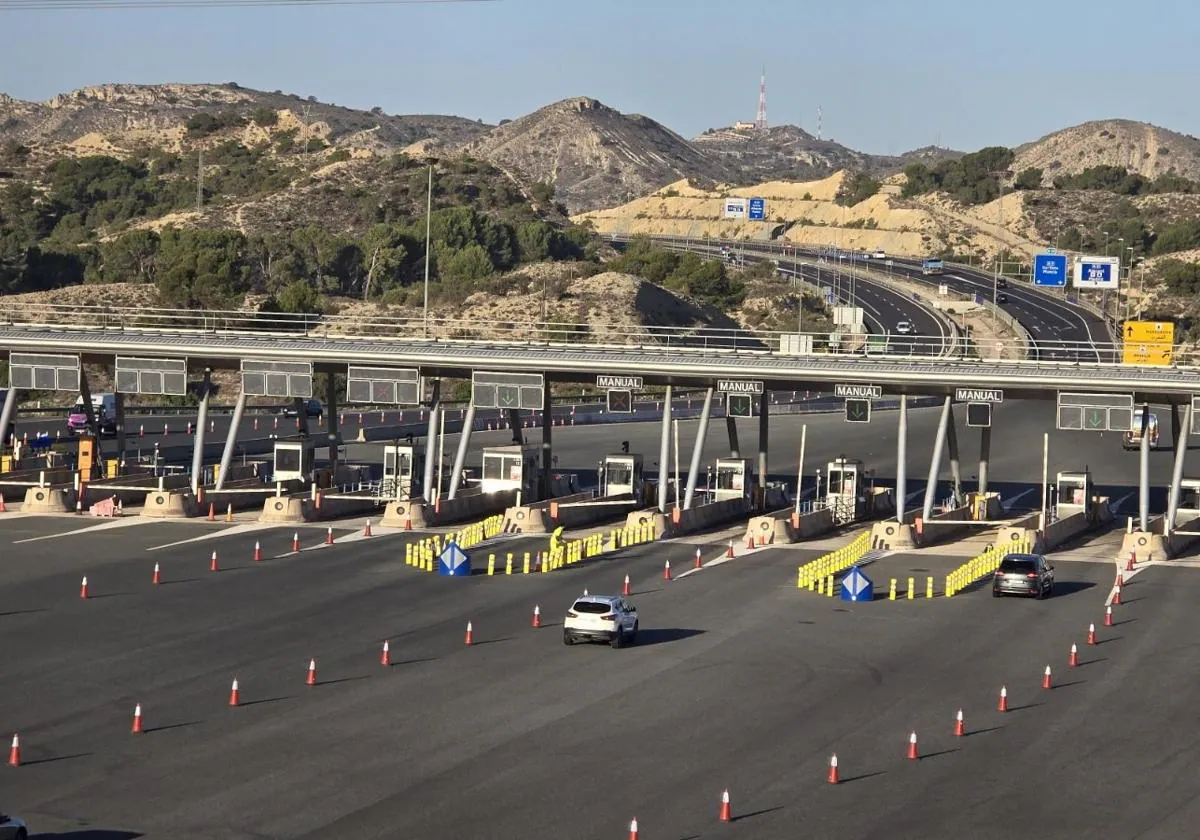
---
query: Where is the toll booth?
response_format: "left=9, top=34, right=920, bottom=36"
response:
left=273, top=440, right=315, bottom=484
left=713, top=458, right=753, bottom=503
left=382, top=443, right=423, bottom=500
left=481, top=444, right=541, bottom=500
left=825, top=457, right=866, bottom=524
left=601, top=454, right=643, bottom=498
left=1178, top=479, right=1200, bottom=515
left=1056, top=470, right=1093, bottom=519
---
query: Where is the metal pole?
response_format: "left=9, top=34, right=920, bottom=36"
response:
left=325, top=374, right=339, bottom=470
left=921, top=397, right=952, bottom=521
left=435, top=408, right=446, bottom=501
left=673, top=418, right=681, bottom=506
left=540, top=381, right=552, bottom=500
left=946, top=404, right=962, bottom=506
left=447, top=403, right=476, bottom=500
left=683, top=387, right=715, bottom=510
left=978, top=425, right=991, bottom=495
left=1139, top=404, right=1150, bottom=531
left=657, top=385, right=672, bottom=512
left=757, top=391, right=769, bottom=510
left=794, top=423, right=807, bottom=513
left=1167, top=404, right=1192, bottom=535
left=1039, top=432, right=1049, bottom=532
left=725, top=414, right=740, bottom=458
left=896, top=396, right=907, bottom=523
left=0, top=387, right=16, bottom=451
left=215, top=390, right=246, bottom=490
left=422, top=165, right=433, bottom=339
left=422, top=380, right=440, bottom=503
left=114, top=392, right=127, bottom=467
left=507, top=409, right=523, bottom=444
left=190, top=372, right=211, bottom=495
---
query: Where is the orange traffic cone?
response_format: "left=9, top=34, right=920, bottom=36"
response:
left=1042, top=665, right=1052, bottom=689
left=1087, top=622, right=1097, bottom=645
left=1113, top=579, right=1123, bottom=605
left=306, top=659, right=317, bottom=686
left=628, top=817, right=639, bottom=840
left=80, top=576, right=89, bottom=599
left=1069, top=643, right=1079, bottom=667
left=0, top=494, right=7, bottom=513
left=253, top=541, right=261, bottom=562
left=403, top=517, right=412, bottom=530
left=1104, top=605, right=1113, bottom=627
left=152, top=563, right=161, bottom=585
left=207, top=503, right=215, bottom=522
left=363, top=519, right=373, bottom=537
left=907, top=731, right=919, bottom=760
left=622, top=574, right=631, bottom=596
left=325, top=526, right=334, bottom=546
left=827, top=754, right=839, bottom=784
left=229, top=678, right=240, bottom=706
left=998, top=685, right=1009, bottom=712
left=694, top=548, right=703, bottom=569
left=225, top=503, right=233, bottom=523
left=726, top=540, right=734, bottom=558
left=465, top=621, right=474, bottom=646
left=1126, top=552, right=1135, bottom=571
left=381, top=640, right=391, bottom=667
left=663, top=560, right=671, bottom=581
left=210, top=551, right=219, bottom=572
left=7, top=733, right=19, bottom=767
left=292, top=532, right=300, bottom=552
left=954, top=709, right=965, bottom=737
left=719, top=789, right=732, bottom=822
left=131, top=704, right=143, bottom=734
left=532, top=605, right=541, bottom=628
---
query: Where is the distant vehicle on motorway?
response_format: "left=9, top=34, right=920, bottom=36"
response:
left=921, top=258, right=945, bottom=275
left=997, top=277, right=1008, bottom=288
left=563, top=595, right=638, bottom=647
left=894, top=321, right=915, bottom=336
left=996, top=292, right=1009, bottom=303
left=992, top=553, right=1055, bottom=598
left=1123, top=407, right=1159, bottom=450
left=872, top=249, right=886, bottom=260
left=0, top=810, right=27, bottom=839
left=67, top=393, right=117, bottom=436
left=283, top=399, right=323, bottom=419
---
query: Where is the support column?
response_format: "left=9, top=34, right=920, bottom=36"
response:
left=757, top=391, right=769, bottom=510
left=325, top=375, right=339, bottom=469
left=725, top=415, right=740, bottom=458
left=540, top=381, right=552, bottom=499
left=422, top=380, right=441, bottom=503
left=946, top=404, right=962, bottom=506
left=0, top=386, right=17, bottom=451
left=114, top=392, right=127, bottom=468
left=293, top=397, right=311, bottom=438
left=683, top=387, right=715, bottom=510
left=215, top=390, right=246, bottom=491
left=1167, top=404, right=1193, bottom=534
left=1139, top=403, right=1150, bottom=532
left=657, top=385, right=673, bottom=512
left=190, top=371, right=212, bottom=495
left=978, top=425, right=991, bottom=495
left=896, top=396, right=908, bottom=524
left=508, top=408, right=523, bottom=444
left=921, top=397, right=952, bottom=522
left=1172, top=405, right=1182, bottom=450
left=448, top=403, right=476, bottom=499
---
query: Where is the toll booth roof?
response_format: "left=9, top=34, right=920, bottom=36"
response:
left=1057, top=472, right=1090, bottom=485
left=483, top=444, right=538, bottom=454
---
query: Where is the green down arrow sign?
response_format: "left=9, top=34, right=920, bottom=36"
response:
left=845, top=399, right=871, bottom=423
left=1084, top=407, right=1107, bottom=430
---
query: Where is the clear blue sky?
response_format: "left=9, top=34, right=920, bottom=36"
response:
left=1, top=0, right=1196, bottom=154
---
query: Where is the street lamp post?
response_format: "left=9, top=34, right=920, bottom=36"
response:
left=422, top=164, right=433, bottom=338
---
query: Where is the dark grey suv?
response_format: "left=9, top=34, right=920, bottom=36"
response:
left=992, top=553, right=1055, bottom=599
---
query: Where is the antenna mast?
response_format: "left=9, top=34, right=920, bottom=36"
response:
left=755, top=67, right=767, bottom=131
left=816, top=105, right=823, bottom=141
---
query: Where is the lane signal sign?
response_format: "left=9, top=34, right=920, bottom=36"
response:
left=606, top=389, right=633, bottom=413
left=966, top=403, right=992, bottom=428
left=844, top=399, right=871, bottom=423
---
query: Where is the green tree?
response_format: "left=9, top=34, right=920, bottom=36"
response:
left=155, top=227, right=252, bottom=308
left=1013, top=167, right=1043, bottom=190
left=97, top=229, right=160, bottom=284
left=276, top=279, right=323, bottom=313
left=835, top=171, right=881, bottom=206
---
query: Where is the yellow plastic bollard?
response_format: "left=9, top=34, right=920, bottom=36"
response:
left=907, top=577, right=915, bottom=600
left=797, top=568, right=804, bottom=588
left=505, top=553, right=513, bottom=575
left=827, top=575, right=834, bottom=597
left=817, top=575, right=825, bottom=596
left=926, top=577, right=934, bottom=599
left=889, top=578, right=897, bottom=600
left=523, top=552, right=531, bottom=575
left=487, top=554, right=495, bottom=576
left=405, top=544, right=412, bottom=566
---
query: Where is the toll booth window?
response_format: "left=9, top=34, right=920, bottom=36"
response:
left=483, top=457, right=503, bottom=480
left=607, top=464, right=632, bottom=485
left=397, top=454, right=411, bottom=474
left=827, top=470, right=845, bottom=494
left=276, top=449, right=301, bottom=472
left=716, top=469, right=740, bottom=490
left=1072, top=489, right=1085, bottom=504
left=503, top=456, right=524, bottom=481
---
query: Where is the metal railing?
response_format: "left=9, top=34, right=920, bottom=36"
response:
left=0, top=301, right=1186, bottom=370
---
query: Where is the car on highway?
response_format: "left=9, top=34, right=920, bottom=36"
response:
left=0, top=811, right=27, bottom=839
left=996, top=292, right=1009, bottom=303
left=894, top=321, right=915, bottom=335
left=992, top=553, right=1055, bottom=598
left=997, top=278, right=1008, bottom=288
left=563, top=595, right=638, bottom=647
left=66, top=393, right=117, bottom=436
left=283, top=399, right=323, bottom=419
left=872, top=249, right=886, bottom=260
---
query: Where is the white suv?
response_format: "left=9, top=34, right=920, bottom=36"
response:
left=563, top=595, right=638, bottom=648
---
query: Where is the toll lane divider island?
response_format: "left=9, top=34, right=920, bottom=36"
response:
left=796, top=531, right=873, bottom=594
left=945, top=539, right=1035, bottom=596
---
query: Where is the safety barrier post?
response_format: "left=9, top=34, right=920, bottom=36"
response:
left=907, top=577, right=915, bottom=600
left=889, top=578, right=897, bottom=600
left=926, top=577, right=934, bottom=599
left=505, top=553, right=513, bottom=575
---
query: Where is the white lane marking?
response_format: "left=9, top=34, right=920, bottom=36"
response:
left=146, top=521, right=278, bottom=551
left=1111, top=492, right=1135, bottom=514
left=905, top=489, right=925, bottom=503
left=13, top=516, right=158, bottom=543
left=1001, top=489, right=1036, bottom=512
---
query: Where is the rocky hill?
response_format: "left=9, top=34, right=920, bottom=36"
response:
left=1012, top=119, right=1200, bottom=185
left=460, top=97, right=733, bottom=214
left=690, top=124, right=880, bottom=183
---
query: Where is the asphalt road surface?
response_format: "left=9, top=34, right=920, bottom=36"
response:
left=0, top=512, right=1190, bottom=839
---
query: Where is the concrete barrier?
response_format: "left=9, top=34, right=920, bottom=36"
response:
left=87, top=473, right=191, bottom=509
left=745, top=506, right=836, bottom=545
left=996, top=497, right=1114, bottom=554
left=500, top=491, right=629, bottom=534
left=258, top=490, right=381, bottom=524
left=550, top=496, right=642, bottom=531
left=628, top=497, right=752, bottom=539
left=21, top=485, right=77, bottom=513
left=381, top=490, right=518, bottom=529
left=870, top=512, right=918, bottom=551
left=142, top=490, right=200, bottom=518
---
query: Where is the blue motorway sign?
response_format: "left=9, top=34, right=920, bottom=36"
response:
left=748, top=197, right=766, bottom=221
left=1074, top=257, right=1119, bottom=290
left=1033, top=253, right=1068, bottom=287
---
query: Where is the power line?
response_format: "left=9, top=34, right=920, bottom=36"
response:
left=0, top=0, right=494, bottom=10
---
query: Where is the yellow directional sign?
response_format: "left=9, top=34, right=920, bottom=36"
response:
left=1123, top=342, right=1173, bottom=366
left=1124, top=320, right=1174, bottom=344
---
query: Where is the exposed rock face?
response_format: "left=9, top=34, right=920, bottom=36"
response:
left=1012, top=119, right=1200, bottom=184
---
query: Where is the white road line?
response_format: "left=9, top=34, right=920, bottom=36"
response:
left=1111, top=492, right=1135, bottom=514
left=1001, top=489, right=1036, bottom=512
left=13, top=516, right=157, bottom=544
left=146, top=521, right=277, bottom=551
